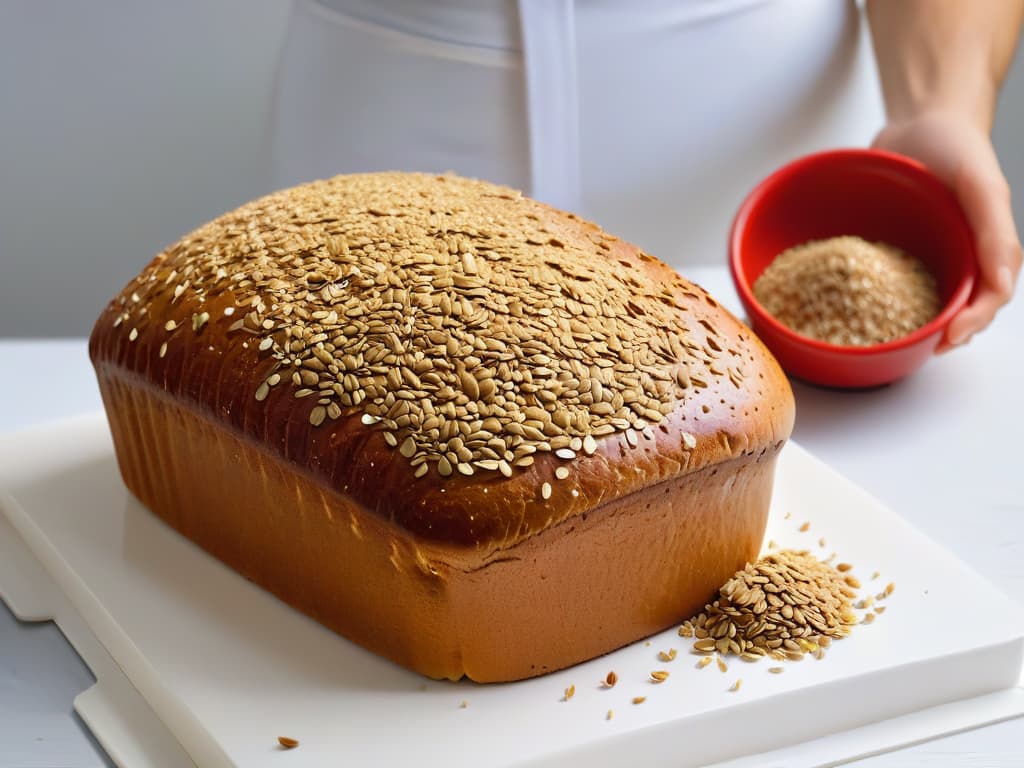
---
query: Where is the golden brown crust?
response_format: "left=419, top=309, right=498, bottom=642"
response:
left=97, top=367, right=781, bottom=681
left=89, top=172, right=793, bottom=554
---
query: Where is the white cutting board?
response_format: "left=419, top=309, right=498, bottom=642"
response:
left=1, top=414, right=1022, bottom=768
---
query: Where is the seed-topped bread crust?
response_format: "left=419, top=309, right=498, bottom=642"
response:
left=90, top=172, right=793, bottom=551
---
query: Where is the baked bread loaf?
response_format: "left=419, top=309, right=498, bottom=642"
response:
left=90, top=172, right=794, bottom=682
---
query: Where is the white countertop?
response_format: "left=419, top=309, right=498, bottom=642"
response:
left=1, top=267, right=1021, bottom=767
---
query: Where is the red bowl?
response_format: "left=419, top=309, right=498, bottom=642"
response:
left=729, top=148, right=977, bottom=389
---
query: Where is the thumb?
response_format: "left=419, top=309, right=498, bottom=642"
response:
left=945, top=163, right=1022, bottom=345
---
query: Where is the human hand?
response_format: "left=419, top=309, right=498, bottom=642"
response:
left=872, top=110, right=1022, bottom=350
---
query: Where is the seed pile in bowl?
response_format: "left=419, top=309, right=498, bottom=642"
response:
left=752, top=236, right=940, bottom=346
left=679, top=550, right=861, bottom=661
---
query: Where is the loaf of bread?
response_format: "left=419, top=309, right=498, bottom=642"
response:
left=90, top=173, right=794, bottom=682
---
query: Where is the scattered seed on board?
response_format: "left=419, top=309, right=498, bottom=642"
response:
left=657, top=649, right=677, bottom=663
left=684, top=550, right=860, bottom=663
left=717, top=657, right=728, bottom=673
left=277, top=737, right=299, bottom=749
left=650, top=670, right=670, bottom=683
left=799, top=522, right=810, bottom=532
left=460, top=700, right=468, bottom=709
left=730, top=679, right=742, bottom=692
left=607, top=709, right=614, bottom=721
left=564, top=684, right=576, bottom=701
left=632, top=696, right=647, bottom=705
left=604, top=671, right=618, bottom=688
left=768, top=667, right=784, bottom=674
left=697, top=656, right=713, bottom=669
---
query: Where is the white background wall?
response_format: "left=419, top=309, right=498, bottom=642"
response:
left=1, top=1, right=1022, bottom=337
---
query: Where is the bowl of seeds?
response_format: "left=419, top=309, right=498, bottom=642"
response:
left=729, top=148, right=977, bottom=388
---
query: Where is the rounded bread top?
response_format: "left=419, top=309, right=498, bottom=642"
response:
left=92, top=172, right=794, bottom=552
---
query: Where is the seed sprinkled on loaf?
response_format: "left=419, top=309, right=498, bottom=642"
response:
left=107, top=173, right=747, bottom=479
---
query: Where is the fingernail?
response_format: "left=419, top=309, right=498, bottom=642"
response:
left=947, top=326, right=969, bottom=347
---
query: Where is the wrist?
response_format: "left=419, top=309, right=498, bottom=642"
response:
left=886, top=82, right=996, bottom=134
left=881, top=106, right=987, bottom=137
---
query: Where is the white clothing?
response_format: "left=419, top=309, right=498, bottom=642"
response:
left=269, top=0, right=885, bottom=269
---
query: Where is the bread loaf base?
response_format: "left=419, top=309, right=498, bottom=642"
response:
left=98, top=367, right=779, bottom=683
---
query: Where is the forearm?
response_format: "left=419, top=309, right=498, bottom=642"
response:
left=866, top=0, right=1024, bottom=131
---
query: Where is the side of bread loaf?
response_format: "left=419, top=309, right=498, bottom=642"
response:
left=90, top=172, right=794, bottom=681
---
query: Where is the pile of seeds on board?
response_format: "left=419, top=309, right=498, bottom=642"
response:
left=679, top=550, right=863, bottom=662
left=111, top=173, right=747, bottom=480
left=752, top=236, right=940, bottom=346
left=543, top=547, right=894, bottom=715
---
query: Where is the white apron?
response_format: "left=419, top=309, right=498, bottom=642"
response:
left=269, top=0, right=885, bottom=268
